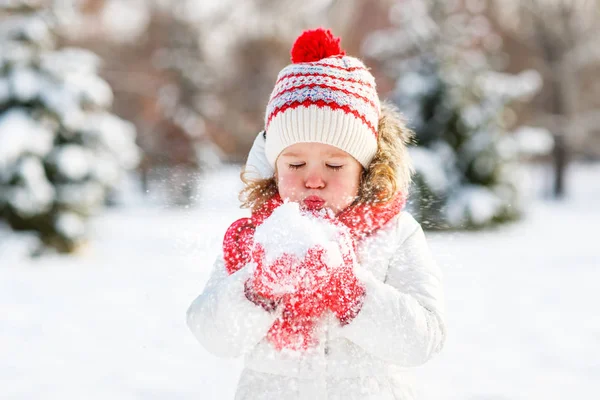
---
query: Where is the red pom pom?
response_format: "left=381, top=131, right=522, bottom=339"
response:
left=290, top=28, right=345, bottom=63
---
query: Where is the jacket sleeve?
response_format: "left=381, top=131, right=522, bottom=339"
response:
left=186, top=253, right=283, bottom=358
left=335, top=223, right=447, bottom=367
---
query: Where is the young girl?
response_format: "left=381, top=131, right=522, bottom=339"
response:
left=187, top=28, right=446, bottom=400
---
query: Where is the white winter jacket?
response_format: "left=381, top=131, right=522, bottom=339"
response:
left=187, top=211, right=446, bottom=400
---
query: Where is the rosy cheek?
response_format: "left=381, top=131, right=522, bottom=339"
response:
left=336, top=179, right=359, bottom=204
left=277, top=173, right=300, bottom=199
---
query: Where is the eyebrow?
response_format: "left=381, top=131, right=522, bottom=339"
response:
left=325, top=151, right=347, bottom=158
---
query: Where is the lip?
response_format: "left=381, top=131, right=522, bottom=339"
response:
left=303, top=195, right=325, bottom=210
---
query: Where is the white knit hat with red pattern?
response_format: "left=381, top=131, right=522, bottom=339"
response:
left=264, top=28, right=380, bottom=169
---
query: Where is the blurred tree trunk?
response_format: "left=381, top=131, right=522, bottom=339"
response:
left=541, top=43, right=568, bottom=198
left=491, top=0, right=600, bottom=198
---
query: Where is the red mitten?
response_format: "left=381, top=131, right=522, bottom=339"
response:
left=262, top=246, right=332, bottom=351
left=325, top=266, right=366, bottom=325
left=267, top=289, right=329, bottom=351
left=249, top=244, right=331, bottom=298
left=249, top=244, right=300, bottom=300
left=317, top=226, right=365, bottom=325
left=244, top=278, right=281, bottom=313
left=223, top=217, right=255, bottom=275
left=295, top=246, right=332, bottom=295
left=223, top=218, right=283, bottom=312
left=222, top=194, right=285, bottom=275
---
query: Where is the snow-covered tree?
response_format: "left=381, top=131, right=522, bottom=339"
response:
left=364, top=0, right=541, bottom=229
left=0, top=0, right=140, bottom=254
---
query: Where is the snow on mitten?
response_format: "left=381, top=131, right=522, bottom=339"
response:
left=267, top=294, right=324, bottom=350
left=326, top=266, right=366, bottom=325
left=261, top=208, right=363, bottom=350
left=249, top=244, right=301, bottom=300
left=250, top=202, right=344, bottom=298
left=319, top=224, right=366, bottom=325
left=267, top=258, right=334, bottom=350
left=266, top=240, right=360, bottom=350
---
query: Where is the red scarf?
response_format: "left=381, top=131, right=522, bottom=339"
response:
left=223, top=193, right=405, bottom=350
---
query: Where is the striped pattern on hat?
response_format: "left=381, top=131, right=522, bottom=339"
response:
left=264, top=29, right=380, bottom=169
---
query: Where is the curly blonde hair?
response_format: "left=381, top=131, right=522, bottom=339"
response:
left=240, top=101, right=415, bottom=212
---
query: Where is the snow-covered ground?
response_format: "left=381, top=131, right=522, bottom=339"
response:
left=1, top=163, right=599, bottom=399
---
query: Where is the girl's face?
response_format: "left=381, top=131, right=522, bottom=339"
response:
left=276, top=142, right=363, bottom=215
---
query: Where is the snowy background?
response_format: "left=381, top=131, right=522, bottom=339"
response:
left=1, top=162, right=599, bottom=400
left=2, top=0, right=600, bottom=399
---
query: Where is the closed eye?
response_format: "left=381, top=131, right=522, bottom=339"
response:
left=288, top=163, right=305, bottom=170
left=327, top=164, right=344, bottom=171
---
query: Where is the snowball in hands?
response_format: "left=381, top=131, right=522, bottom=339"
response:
left=251, top=202, right=354, bottom=297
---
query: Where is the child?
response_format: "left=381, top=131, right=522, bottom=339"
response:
left=187, top=28, right=446, bottom=400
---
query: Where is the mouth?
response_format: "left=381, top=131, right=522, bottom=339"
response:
left=303, top=195, right=326, bottom=210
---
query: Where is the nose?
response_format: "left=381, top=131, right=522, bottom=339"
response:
left=304, top=168, right=325, bottom=189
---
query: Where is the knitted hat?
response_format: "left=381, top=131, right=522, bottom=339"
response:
left=264, top=28, right=380, bottom=169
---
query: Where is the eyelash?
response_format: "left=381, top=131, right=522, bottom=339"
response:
left=287, top=164, right=343, bottom=171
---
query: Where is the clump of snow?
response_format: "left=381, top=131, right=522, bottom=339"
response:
left=90, top=154, right=120, bottom=186
left=55, top=211, right=85, bottom=240
left=38, top=49, right=114, bottom=118
left=68, top=72, right=113, bottom=109
left=0, top=109, right=54, bottom=171
left=40, top=48, right=102, bottom=78
left=0, top=13, right=54, bottom=50
left=512, top=126, right=554, bottom=157
left=6, top=157, right=55, bottom=217
left=409, top=145, right=455, bottom=195
left=49, top=145, right=92, bottom=181
left=81, top=112, right=140, bottom=169
left=397, top=71, right=438, bottom=97
left=446, top=185, right=503, bottom=227
left=10, top=67, right=41, bottom=101
left=253, top=202, right=352, bottom=295
left=254, top=202, right=343, bottom=265
left=40, top=84, right=86, bottom=131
